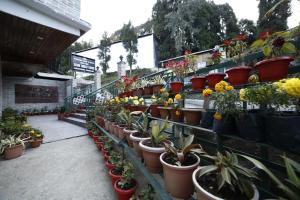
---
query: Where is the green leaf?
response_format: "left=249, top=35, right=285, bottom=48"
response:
left=284, top=156, right=300, bottom=189
left=281, top=42, right=296, bottom=54
left=251, top=39, right=264, bottom=49
left=263, top=46, right=272, bottom=57
left=221, top=167, right=231, bottom=185
left=198, top=165, right=218, bottom=177
left=183, top=134, right=194, bottom=149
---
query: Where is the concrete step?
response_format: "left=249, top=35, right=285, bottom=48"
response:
left=76, top=109, right=86, bottom=114
left=63, top=117, right=86, bottom=128
left=70, top=112, right=86, bottom=120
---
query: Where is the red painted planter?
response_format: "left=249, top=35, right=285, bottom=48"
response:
left=108, top=168, right=122, bottom=186
left=205, top=73, right=226, bottom=88
left=105, top=161, right=116, bottom=171
left=104, top=152, right=110, bottom=161
left=255, top=56, right=294, bottom=82
left=144, top=86, right=153, bottom=95
left=93, top=135, right=99, bottom=143
left=170, top=82, right=184, bottom=93
left=152, top=84, right=164, bottom=94
left=137, top=105, right=147, bottom=112
left=190, top=76, right=206, bottom=91
left=226, top=66, right=252, bottom=86
left=114, top=179, right=137, bottom=200
left=88, top=131, right=93, bottom=137
left=150, top=104, right=161, bottom=118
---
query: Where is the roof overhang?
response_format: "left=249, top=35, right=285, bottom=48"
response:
left=35, top=72, right=73, bottom=81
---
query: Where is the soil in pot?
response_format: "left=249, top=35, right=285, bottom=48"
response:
left=161, top=153, right=200, bottom=199
left=170, top=82, right=184, bottom=93
left=182, top=108, right=204, bottom=125
left=226, top=66, right=252, bottom=86
left=150, top=104, right=161, bottom=118
left=114, top=179, right=137, bottom=200
left=130, top=132, right=150, bottom=158
left=152, top=84, right=164, bottom=94
left=190, top=76, right=206, bottom=91
left=206, top=73, right=226, bottom=89
left=4, top=144, right=24, bottom=160
left=157, top=107, right=170, bottom=119
left=109, top=168, right=123, bottom=186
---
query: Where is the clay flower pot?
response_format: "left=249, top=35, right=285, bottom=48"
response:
left=105, top=161, right=116, bottom=171
left=114, top=179, right=137, bottom=200
left=4, top=144, right=24, bottom=160
left=123, top=129, right=138, bottom=147
left=169, top=108, right=183, bottom=122
left=152, top=84, right=164, bottom=94
left=108, top=168, right=122, bottom=186
left=117, top=125, right=126, bottom=139
left=139, top=139, right=172, bottom=173
left=104, top=119, right=109, bottom=131
left=226, top=66, right=252, bottom=86
left=150, top=104, right=161, bottom=118
left=170, top=81, right=184, bottom=93
left=190, top=76, right=206, bottom=91
left=192, top=167, right=260, bottom=200
left=88, top=130, right=93, bottom=137
left=113, top=124, right=119, bottom=136
left=30, top=139, right=43, bottom=148
left=160, top=153, right=200, bottom=199
left=137, top=105, right=147, bottom=112
left=182, top=108, right=204, bottom=125
left=255, top=56, right=294, bottom=82
left=144, top=86, right=153, bottom=95
left=157, top=107, right=170, bottom=119
left=205, top=73, right=226, bottom=89
left=129, top=132, right=150, bottom=158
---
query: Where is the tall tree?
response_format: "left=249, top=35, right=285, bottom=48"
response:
left=238, top=19, right=257, bottom=44
left=257, top=0, right=291, bottom=32
left=218, top=3, right=240, bottom=40
left=98, top=32, right=111, bottom=75
left=120, top=21, right=138, bottom=77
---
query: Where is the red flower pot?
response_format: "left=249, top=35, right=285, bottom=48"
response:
left=190, top=76, right=206, bottom=91
left=88, top=131, right=93, bottom=137
left=105, top=161, right=116, bottom=171
left=152, top=84, right=164, bottom=94
left=137, top=105, right=147, bottom=112
left=93, top=135, right=99, bottom=143
left=226, top=66, right=252, bottom=86
left=104, top=152, right=110, bottom=161
left=150, top=105, right=161, bottom=118
left=114, top=179, right=137, bottom=200
left=170, top=82, right=184, bottom=93
left=144, top=86, right=153, bottom=95
left=255, top=56, right=294, bottom=82
left=205, top=73, right=226, bottom=88
left=108, top=168, right=122, bottom=186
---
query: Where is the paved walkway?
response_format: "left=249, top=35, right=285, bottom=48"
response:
left=27, top=114, right=86, bottom=143
left=0, top=116, right=116, bottom=200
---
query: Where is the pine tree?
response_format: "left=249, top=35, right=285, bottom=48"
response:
left=98, top=32, right=111, bottom=75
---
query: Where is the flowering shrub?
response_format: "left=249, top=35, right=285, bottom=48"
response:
left=165, top=59, right=188, bottom=81
left=223, top=34, right=248, bottom=63
left=115, top=76, right=139, bottom=92
left=151, top=88, right=169, bottom=105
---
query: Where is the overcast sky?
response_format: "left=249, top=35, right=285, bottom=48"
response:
left=79, top=0, right=300, bottom=44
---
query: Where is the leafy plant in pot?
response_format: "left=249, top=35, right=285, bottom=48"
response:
left=155, top=88, right=172, bottom=119
left=151, top=75, right=166, bottom=94
left=251, top=30, right=296, bottom=81
left=168, top=93, right=184, bottom=122
left=0, top=135, right=25, bottom=160
left=109, top=160, right=125, bottom=186
left=139, top=120, right=172, bottom=173
left=58, top=106, right=66, bottom=120
left=130, top=113, right=150, bottom=157
left=150, top=88, right=169, bottom=118
left=29, top=128, right=44, bottom=148
left=106, top=151, right=121, bottom=171
left=129, top=185, right=155, bottom=200
left=114, top=162, right=137, bottom=200
left=102, top=139, right=114, bottom=160
left=192, top=151, right=259, bottom=200
left=160, top=134, right=204, bottom=199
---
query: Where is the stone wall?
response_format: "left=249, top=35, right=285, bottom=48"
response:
left=33, top=0, right=81, bottom=20
left=2, top=76, right=66, bottom=112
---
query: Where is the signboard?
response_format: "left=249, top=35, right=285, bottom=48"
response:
left=71, top=54, right=95, bottom=73
left=15, top=84, right=58, bottom=103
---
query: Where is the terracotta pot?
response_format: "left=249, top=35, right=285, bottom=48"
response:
left=129, top=132, right=150, bottom=158
left=30, top=139, right=43, bottom=148
left=95, top=141, right=103, bottom=151
left=132, top=89, right=138, bottom=96
left=255, top=56, right=294, bottom=82
left=226, top=66, right=252, bottom=86
left=137, top=88, right=144, bottom=96
left=117, top=125, right=126, bottom=139
left=192, top=167, right=259, bottom=200
left=137, top=105, right=148, bottom=112
left=190, top=76, right=206, bottom=91
left=105, top=161, right=116, bottom=171
left=150, top=104, right=161, bottom=118
left=118, top=92, right=126, bottom=98
left=58, top=112, right=64, bottom=120
left=4, top=144, right=24, bottom=160
left=182, top=108, right=204, bottom=125
left=88, top=130, right=93, bottom=137
left=205, top=73, right=226, bottom=89
left=160, top=153, right=200, bottom=199
left=114, top=179, right=137, bottom=200
left=108, top=168, right=122, bottom=186
left=104, top=119, right=109, bottom=131
left=128, top=105, right=135, bottom=112
left=139, top=139, right=171, bottom=173
left=113, top=124, right=119, bottom=136
left=169, top=108, right=183, bottom=122
left=104, top=152, right=110, bottom=161
left=93, top=135, right=99, bottom=143
left=128, top=91, right=133, bottom=97
left=144, top=86, right=153, bottom=95
left=152, top=84, right=164, bottom=94
left=170, top=82, right=184, bottom=93
left=109, top=122, right=115, bottom=134
left=157, top=107, right=170, bottom=119
left=123, top=129, right=137, bottom=147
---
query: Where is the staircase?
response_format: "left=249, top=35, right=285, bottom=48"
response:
left=63, top=109, right=87, bottom=128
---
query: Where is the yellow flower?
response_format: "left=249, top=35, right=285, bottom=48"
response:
left=160, top=88, right=166, bottom=93
left=202, top=88, right=213, bottom=97
left=215, top=83, right=224, bottom=93
left=139, top=98, right=144, bottom=102
left=133, top=96, right=138, bottom=100
left=175, top=94, right=182, bottom=101
left=175, top=110, right=180, bottom=116
left=225, top=85, right=234, bottom=91
left=151, top=95, right=156, bottom=99
left=133, top=100, right=139, bottom=106
left=129, top=96, right=133, bottom=100
left=116, top=99, right=121, bottom=104
left=30, top=130, right=35, bottom=134
left=239, top=89, right=247, bottom=101
left=213, top=112, right=222, bottom=120
left=167, top=98, right=173, bottom=104
left=280, top=78, right=300, bottom=97
left=124, top=97, right=129, bottom=102
left=219, top=81, right=228, bottom=86
left=164, top=101, right=169, bottom=107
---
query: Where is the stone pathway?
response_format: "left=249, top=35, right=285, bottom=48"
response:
left=0, top=116, right=116, bottom=200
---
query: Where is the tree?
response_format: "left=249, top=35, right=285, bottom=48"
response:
left=257, top=0, right=291, bottom=32
left=98, top=32, right=111, bottom=75
left=135, top=19, right=153, bottom=35
left=218, top=3, right=240, bottom=40
left=120, top=21, right=138, bottom=77
left=238, top=19, right=257, bottom=44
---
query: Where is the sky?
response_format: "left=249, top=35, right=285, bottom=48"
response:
left=79, top=0, right=300, bottom=45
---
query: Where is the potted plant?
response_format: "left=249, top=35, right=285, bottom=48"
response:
left=109, top=161, right=125, bottom=186
left=192, top=151, right=259, bottom=200
left=29, top=128, right=44, bottom=148
left=205, top=73, right=226, bottom=89
left=139, top=120, right=172, bottom=173
left=151, top=75, right=166, bottom=94
left=0, top=135, right=25, bottom=160
left=106, top=151, right=121, bottom=171
left=130, top=113, right=151, bottom=157
left=114, top=163, right=137, bottom=200
left=165, top=59, right=188, bottom=93
left=169, top=93, right=184, bottom=122
left=58, top=106, right=66, bottom=120
left=160, top=134, right=203, bottom=199
left=154, top=88, right=171, bottom=119
left=130, top=185, right=155, bottom=200
left=251, top=30, right=296, bottom=81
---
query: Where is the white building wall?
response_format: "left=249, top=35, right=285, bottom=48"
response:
left=2, top=77, right=66, bottom=112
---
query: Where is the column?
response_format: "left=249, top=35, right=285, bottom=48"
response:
left=94, top=67, right=101, bottom=90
